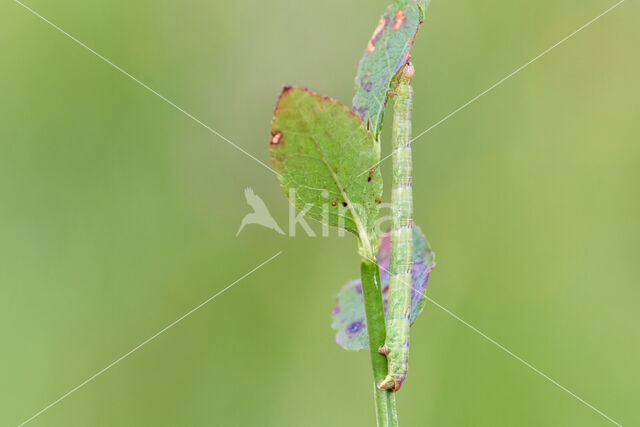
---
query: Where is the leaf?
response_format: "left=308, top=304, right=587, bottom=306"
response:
left=352, top=0, right=427, bottom=139
left=270, top=87, right=382, bottom=244
left=331, top=225, right=435, bottom=351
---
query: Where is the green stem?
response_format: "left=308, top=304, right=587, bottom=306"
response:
left=379, top=62, right=414, bottom=391
left=360, top=258, right=398, bottom=426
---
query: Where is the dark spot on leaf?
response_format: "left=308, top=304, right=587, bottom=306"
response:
left=270, top=131, right=283, bottom=145
left=361, top=79, right=373, bottom=93
left=342, top=202, right=348, bottom=207
left=375, top=199, right=382, bottom=204
left=331, top=201, right=337, bottom=206
left=347, top=321, right=363, bottom=334
left=367, top=175, right=372, bottom=182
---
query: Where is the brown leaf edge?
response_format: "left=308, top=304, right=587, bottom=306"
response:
left=269, top=86, right=373, bottom=163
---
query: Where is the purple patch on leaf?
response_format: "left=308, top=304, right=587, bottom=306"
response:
left=332, top=302, right=340, bottom=315
left=330, top=225, right=436, bottom=351
left=347, top=321, right=364, bottom=334
left=353, top=106, right=368, bottom=121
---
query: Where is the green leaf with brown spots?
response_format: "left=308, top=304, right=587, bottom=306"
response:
left=270, top=87, right=382, bottom=249
left=352, top=0, right=427, bottom=140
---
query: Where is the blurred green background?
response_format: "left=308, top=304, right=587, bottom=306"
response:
left=1, top=0, right=638, bottom=425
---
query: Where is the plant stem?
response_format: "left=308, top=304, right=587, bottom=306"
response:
left=360, top=258, right=398, bottom=426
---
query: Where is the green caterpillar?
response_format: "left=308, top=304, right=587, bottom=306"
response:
left=378, top=63, right=415, bottom=391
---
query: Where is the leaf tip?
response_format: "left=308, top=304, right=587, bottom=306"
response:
left=276, top=85, right=301, bottom=106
